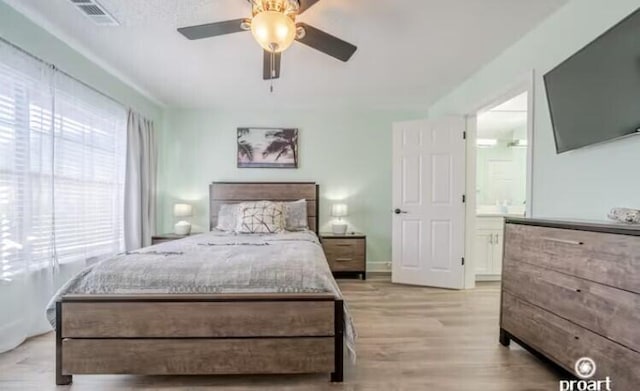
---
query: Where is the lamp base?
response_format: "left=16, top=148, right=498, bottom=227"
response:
left=331, top=223, right=348, bottom=235
left=174, top=221, right=192, bottom=235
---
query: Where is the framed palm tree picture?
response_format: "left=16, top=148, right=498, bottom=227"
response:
left=237, top=127, right=299, bottom=168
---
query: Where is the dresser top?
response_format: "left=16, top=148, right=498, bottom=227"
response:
left=506, top=217, right=640, bottom=237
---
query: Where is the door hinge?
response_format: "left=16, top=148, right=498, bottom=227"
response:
left=462, top=194, right=466, bottom=203
left=461, top=257, right=465, bottom=266
left=463, top=131, right=467, bottom=140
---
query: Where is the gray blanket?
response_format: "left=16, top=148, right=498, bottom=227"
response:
left=46, top=230, right=356, bottom=356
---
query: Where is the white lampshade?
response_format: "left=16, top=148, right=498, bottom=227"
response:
left=331, top=203, right=348, bottom=218
left=173, top=203, right=193, bottom=218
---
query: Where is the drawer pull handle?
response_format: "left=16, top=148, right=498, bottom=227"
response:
left=541, top=237, right=584, bottom=246
left=335, top=244, right=353, bottom=247
left=335, top=258, right=353, bottom=262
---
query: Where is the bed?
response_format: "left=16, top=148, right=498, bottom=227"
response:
left=49, top=182, right=352, bottom=385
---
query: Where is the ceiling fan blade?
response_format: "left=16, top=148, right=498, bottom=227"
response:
left=178, top=18, right=246, bottom=40
left=263, top=51, right=281, bottom=80
left=298, top=0, right=321, bottom=14
left=295, top=23, right=357, bottom=62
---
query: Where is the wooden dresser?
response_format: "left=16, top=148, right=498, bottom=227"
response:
left=500, top=218, right=640, bottom=390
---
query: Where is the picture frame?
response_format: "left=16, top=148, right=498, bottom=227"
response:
left=237, top=127, right=299, bottom=168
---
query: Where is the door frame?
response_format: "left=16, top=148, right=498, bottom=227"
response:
left=462, top=70, right=535, bottom=289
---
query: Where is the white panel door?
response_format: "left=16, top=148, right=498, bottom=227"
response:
left=391, top=117, right=466, bottom=289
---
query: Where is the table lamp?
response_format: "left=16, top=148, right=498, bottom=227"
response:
left=331, top=203, right=348, bottom=235
left=173, top=203, right=193, bottom=235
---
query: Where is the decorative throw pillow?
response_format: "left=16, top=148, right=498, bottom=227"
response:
left=284, top=199, right=309, bottom=231
left=236, top=201, right=285, bottom=233
left=216, top=203, right=239, bottom=231
left=607, top=207, right=640, bottom=224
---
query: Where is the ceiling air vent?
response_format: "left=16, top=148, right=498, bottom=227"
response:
left=69, top=0, right=119, bottom=26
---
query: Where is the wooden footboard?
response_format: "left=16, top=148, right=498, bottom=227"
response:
left=56, top=293, right=344, bottom=384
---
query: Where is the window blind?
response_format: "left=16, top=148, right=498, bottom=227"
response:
left=0, top=40, right=126, bottom=280
left=52, top=73, right=127, bottom=265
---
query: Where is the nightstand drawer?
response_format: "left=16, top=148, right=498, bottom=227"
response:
left=151, top=238, right=174, bottom=245
left=151, top=233, right=201, bottom=246
left=327, top=257, right=365, bottom=272
left=323, top=239, right=364, bottom=259
left=322, top=238, right=365, bottom=272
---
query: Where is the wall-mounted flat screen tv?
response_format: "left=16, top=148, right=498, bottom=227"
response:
left=544, top=7, right=640, bottom=153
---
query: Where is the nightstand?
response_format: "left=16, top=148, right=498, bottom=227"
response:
left=320, top=232, right=366, bottom=280
left=151, top=232, right=200, bottom=245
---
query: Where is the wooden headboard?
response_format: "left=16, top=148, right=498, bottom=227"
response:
left=209, top=182, right=320, bottom=233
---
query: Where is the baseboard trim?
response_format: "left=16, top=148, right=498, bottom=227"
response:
left=367, top=262, right=391, bottom=273
left=367, top=271, right=391, bottom=278
left=475, top=274, right=502, bottom=282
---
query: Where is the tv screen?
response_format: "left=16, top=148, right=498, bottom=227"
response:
left=544, top=7, right=640, bottom=153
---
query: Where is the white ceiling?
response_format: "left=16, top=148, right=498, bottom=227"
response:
left=4, top=0, right=568, bottom=110
left=477, top=92, right=528, bottom=139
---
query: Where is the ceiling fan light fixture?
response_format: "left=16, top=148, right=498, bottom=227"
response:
left=250, top=10, right=296, bottom=53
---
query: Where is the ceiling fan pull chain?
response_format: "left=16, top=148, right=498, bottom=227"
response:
left=270, top=50, right=274, bottom=93
left=269, top=43, right=277, bottom=93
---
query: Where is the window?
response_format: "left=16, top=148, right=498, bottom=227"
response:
left=0, top=40, right=126, bottom=280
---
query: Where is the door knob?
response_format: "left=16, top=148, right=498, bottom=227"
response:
left=394, top=208, right=408, bottom=214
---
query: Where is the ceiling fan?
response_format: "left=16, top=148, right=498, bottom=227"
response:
left=177, top=0, right=357, bottom=81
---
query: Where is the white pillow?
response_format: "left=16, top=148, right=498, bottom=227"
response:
left=284, top=199, right=309, bottom=231
left=236, top=201, right=285, bottom=233
left=216, top=203, right=239, bottom=231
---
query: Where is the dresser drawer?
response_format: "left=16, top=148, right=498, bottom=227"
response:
left=504, top=223, right=640, bottom=294
left=502, top=292, right=640, bottom=390
left=322, top=238, right=365, bottom=272
left=503, top=260, right=640, bottom=351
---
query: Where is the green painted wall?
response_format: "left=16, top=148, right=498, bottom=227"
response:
left=158, top=108, right=426, bottom=270
left=429, top=0, right=640, bottom=220
left=0, top=1, right=162, bottom=121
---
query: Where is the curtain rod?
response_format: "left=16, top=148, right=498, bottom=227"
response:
left=0, top=35, right=126, bottom=109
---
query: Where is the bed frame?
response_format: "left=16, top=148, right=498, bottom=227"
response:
left=56, top=182, right=344, bottom=385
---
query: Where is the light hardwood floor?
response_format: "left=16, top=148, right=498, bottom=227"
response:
left=0, top=277, right=563, bottom=390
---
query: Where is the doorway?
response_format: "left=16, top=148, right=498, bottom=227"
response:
left=467, top=88, right=532, bottom=284
left=391, top=76, right=533, bottom=290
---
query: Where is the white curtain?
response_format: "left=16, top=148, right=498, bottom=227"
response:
left=124, top=110, right=157, bottom=250
left=0, top=39, right=127, bottom=353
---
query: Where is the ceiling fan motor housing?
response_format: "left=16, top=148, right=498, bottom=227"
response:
left=251, top=0, right=299, bottom=18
